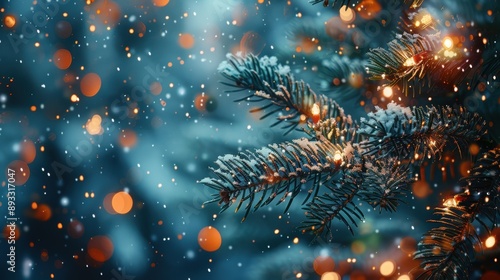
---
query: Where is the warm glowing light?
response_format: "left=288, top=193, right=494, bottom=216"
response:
left=321, top=272, right=341, bottom=280
left=313, top=256, right=335, bottom=275
left=111, top=192, right=133, bottom=214
left=443, top=37, right=453, bottom=49
left=485, top=236, right=496, bottom=248
left=311, top=103, right=321, bottom=123
left=333, top=151, right=343, bottom=164
left=339, top=6, right=355, bottom=23
left=380, top=260, right=395, bottom=276
left=293, top=237, right=299, bottom=244
left=53, top=49, right=73, bottom=70
left=412, top=180, right=432, bottom=198
left=421, top=14, right=432, bottom=25
left=4, top=15, right=16, bottom=28
left=198, top=226, right=222, bottom=252
left=397, top=275, right=411, bottom=280
left=80, top=73, right=101, bottom=97
left=70, top=94, right=80, bottom=102
left=32, top=204, right=52, bottom=221
left=382, top=87, right=393, bottom=98
left=443, top=197, right=457, bottom=207
left=85, top=114, right=103, bottom=135
left=150, top=81, right=162, bottom=95
left=152, top=0, right=169, bottom=7
left=20, top=139, right=36, bottom=164
left=178, top=33, right=195, bottom=49
left=403, top=57, right=416, bottom=67
left=118, top=129, right=138, bottom=148
left=87, top=235, right=114, bottom=262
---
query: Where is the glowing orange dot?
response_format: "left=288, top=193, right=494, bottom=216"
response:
left=85, top=114, right=103, bottom=135
left=313, top=256, right=335, bottom=275
left=380, top=260, right=395, bottom=276
left=412, top=180, right=432, bottom=198
left=53, top=49, right=72, bottom=70
left=321, top=272, right=341, bottom=280
left=30, top=105, right=37, bottom=112
left=179, top=33, right=195, bottom=49
left=57, top=223, right=63, bottom=229
left=198, top=226, right=222, bottom=252
left=20, top=139, right=36, bottom=163
left=111, top=192, right=133, bottom=214
left=33, top=204, right=52, bottom=221
left=80, top=73, right=101, bottom=97
left=152, top=0, right=169, bottom=6
left=87, top=236, right=114, bottom=262
left=7, top=160, right=30, bottom=186
left=150, top=81, right=162, bottom=95
left=118, top=129, right=137, bottom=148
left=4, top=15, right=16, bottom=28
left=95, top=0, right=121, bottom=26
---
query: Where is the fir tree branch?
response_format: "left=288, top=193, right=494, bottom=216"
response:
left=414, top=147, right=500, bottom=279
left=218, top=53, right=347, bottom=134
left=200, top=138, right=345, bottom=221
left=357, top=103, right=487, bottom=161
left=300, top=166, right=364, bottom=236
left=366, top=32, right=445, bottom=90
left=358, top=157, right=413, bottom=213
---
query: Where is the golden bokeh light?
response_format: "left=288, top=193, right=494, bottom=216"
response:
left=383, top=87, right=393, bottom=98
left=95, top=0, right=121, bottom=26
left=87, top=235, right=114, bottom=262
left=152, top=0, right=169, bottom=7
left=339, top=6, right=355, bottom=23
left=356, top=0, right=382, bottom=20
left=442, top=37, right=453, bottom=49
left=32, top=204, right=52, bottom=221
left=4, top=15, right=16, bottom=28
left=412, top=180, right=432, bottom=198
left=380, top=260, right=395, bottom=276
left=80, top=73, right=102, bottom=97
left=118, top=129, right=138, bottom=148
left=53, top=49, right=73, bottom=70
left=198, top=226, right=222, bottom=252
left=85, top=114, right=104, bottom=135
left=150, top=81, right=162, bottom=95
left=20, top=139, right=36, bottom=163
left=313, top=256, right=335, bottom=275
left=485, top=236, right=496, bottom=248
left=321, top=272, right=341, bottom=280
left=179, top=33, right=195, bottom=49
left=111, top=191, right=133, bottom=214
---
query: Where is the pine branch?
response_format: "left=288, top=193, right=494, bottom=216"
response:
left=358, top=157, right=413, bottom=213
left=414, top=206, right=477, bottom=280
left=300, top=165, right=365, bottom=237
left=358, top=103, right=487, bottom=161
left=414, top=147, right=500, bottom=279
left=366, top=32, right=445, bottom=90
left=218, top=53, right=348, bottom=134
left=200, top=138, right=345, bottom=221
